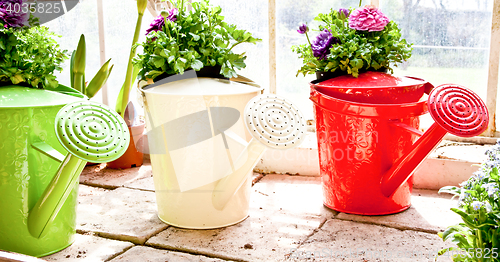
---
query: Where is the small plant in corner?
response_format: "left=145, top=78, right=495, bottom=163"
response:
left=0, top=0, right=71, bottom=92
left=438, top=140, right=500, bottom=261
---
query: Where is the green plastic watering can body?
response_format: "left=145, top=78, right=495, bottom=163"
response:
left=0, top=86, right=83, bottom=257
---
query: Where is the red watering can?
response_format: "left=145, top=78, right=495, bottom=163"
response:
left=310, top=72, right=488, bottom=215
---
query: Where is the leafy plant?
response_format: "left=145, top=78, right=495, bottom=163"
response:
left=292, top=6, right=412, bottom=77
left=134, top=0, right=261, bottom=81
left=0, top=17, right=68, bottom=90
left=438, top=141, right=500, bottom=261
left=70, top=34, right=114, bottom=99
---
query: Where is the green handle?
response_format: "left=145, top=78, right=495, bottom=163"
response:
left=27, top=154, right=86, bottom=239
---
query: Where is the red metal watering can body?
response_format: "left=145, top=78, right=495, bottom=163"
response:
left=310, top=72, right=488, bottom=215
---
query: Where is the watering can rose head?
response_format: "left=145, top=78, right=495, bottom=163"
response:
left=134, top=0, right=261, bottom=81
left=292, top=5, right=412, bottom=78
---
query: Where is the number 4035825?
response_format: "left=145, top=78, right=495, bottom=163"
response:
left=5, top=3, right=63, bottom=14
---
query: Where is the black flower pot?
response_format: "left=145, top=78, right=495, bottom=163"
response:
left=313, top=68, right=389, bottom=84
left=154, top=65, right=228, bottom=83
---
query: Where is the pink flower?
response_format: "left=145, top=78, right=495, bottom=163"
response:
left=348, top=5, right=389, bottom=32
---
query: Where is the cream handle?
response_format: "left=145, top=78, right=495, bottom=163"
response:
left=212, top=139, right=266, bottom=210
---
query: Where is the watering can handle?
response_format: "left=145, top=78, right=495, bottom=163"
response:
left=212, top=140, right=267, bottom=210
left=404, top=76, right=434, bottom=95
left=27, top=153, right=86, bottom=238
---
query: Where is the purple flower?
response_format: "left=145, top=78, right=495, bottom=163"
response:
left=145, top=8, right=178, bottom=35
left=339, top=8, right=349, bottom=19
left=0, top=0, right=28, bottom=28
left=348, top=5, right=389, bottom=32
left=297, top=23, right=308, bottom=34
left=311, top=29, right=339, bottom=60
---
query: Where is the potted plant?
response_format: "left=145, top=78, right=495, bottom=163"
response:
left=133, top=0, right=264, bottom=229
left=294, top=4, right=452, bottom=215
left=292, top=4, right=412, bottom=80
left=106, top=0, right=148, bottom=169
left=438, top=141, right=500, bottom=261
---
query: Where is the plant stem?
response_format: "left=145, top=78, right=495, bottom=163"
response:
left=305, top=32, right=312, bottom=47
left=118, top=13, right=143, bottom=117
left=359, top=0, right=362, bottom=7
left=228, top=41, right=242, bottom=52
left=476, top=229, right=484, bottom=262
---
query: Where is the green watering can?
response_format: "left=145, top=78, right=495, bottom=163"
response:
left=0, top=87, right=129, bottom=257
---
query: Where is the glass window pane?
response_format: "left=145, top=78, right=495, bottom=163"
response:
left=208, top=0, right=269, bottom=90
left=385, top=0, right=493, bottom=98
left=45, top=0, right=154, bottom=107
left=45, top=0, right=100, bottom=100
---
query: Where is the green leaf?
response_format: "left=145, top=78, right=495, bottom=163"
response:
left=152, top=56, right=166, bottom=68
left=189, top=32, right=200, bottom=41
left=191, top=59, right=203, bottom=71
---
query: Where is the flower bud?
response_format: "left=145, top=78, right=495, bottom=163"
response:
left=137, top=0, right=148, bottom=15
left=160, top=10, right=169, bottom=19
left=297, top=23, right=308, bottom=34
left=338, top=8, right=349, bottom=20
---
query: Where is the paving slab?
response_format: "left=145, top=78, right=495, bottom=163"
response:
left=77, top=187, right=168, bottom=244
left=80, top=159, right=153, bottom=190
left=336, top=189, right=462, bottom=234
left=109, top=246, right=227, bottom=262
left=146, top=175, right=330, bottom=261
left=293, top=219, right=453, bottom=262
left=44, top=233, right=134, bottom=262
left=251, top=174, right=336, bottom=219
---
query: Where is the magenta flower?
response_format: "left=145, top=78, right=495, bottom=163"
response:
left=145, top=8, right=178, bottom=35
left=297, top=23, right=308, bottom=34
left=0, top=0, right=28, bottom=28
left=311, top=29, right=340, bottom=60
left=348, top=5, right=389, bottom=32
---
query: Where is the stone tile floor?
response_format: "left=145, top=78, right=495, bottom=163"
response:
left=40, top=159, right=461, bottom=262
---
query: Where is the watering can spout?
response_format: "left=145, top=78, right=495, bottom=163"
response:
left=26, top=101, right=130, bottom=238
left=380, top=84, right=488, bottom=198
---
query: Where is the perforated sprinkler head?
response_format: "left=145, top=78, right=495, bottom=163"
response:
left=428, top=84, right=488, bottom=137
left=244, top=94, right=306, bottom=149
left=55, top=101, right=130, bottom=162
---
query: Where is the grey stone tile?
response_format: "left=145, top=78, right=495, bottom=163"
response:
left=80, top=160, right=152, bottom=190
left=293, top=219, right=453, bottom=262
left=251, top=174, right=337, bottom=219
left=146, top=174, right=330, bottom=261
left=43, top=233, right=133, bottom=261
left=336, top=189, right=462, bottom=234
left=77, top=187, right=168, bottom=244
left=109, top=246, right=227, bottom=262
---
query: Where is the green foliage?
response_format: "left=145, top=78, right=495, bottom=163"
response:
left=438, top=142, right=500, bottom=261
left=291, top=8, right=412, bottom=77
left=0, top=21, right=68, bottom=90
left=134, top=0, right=261, bottom=80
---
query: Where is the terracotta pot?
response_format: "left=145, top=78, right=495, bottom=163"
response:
left=107, top=120, right=145, bottom=169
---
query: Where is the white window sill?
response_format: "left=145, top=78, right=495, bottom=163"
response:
left=255, top=132, right=492, bottom=190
